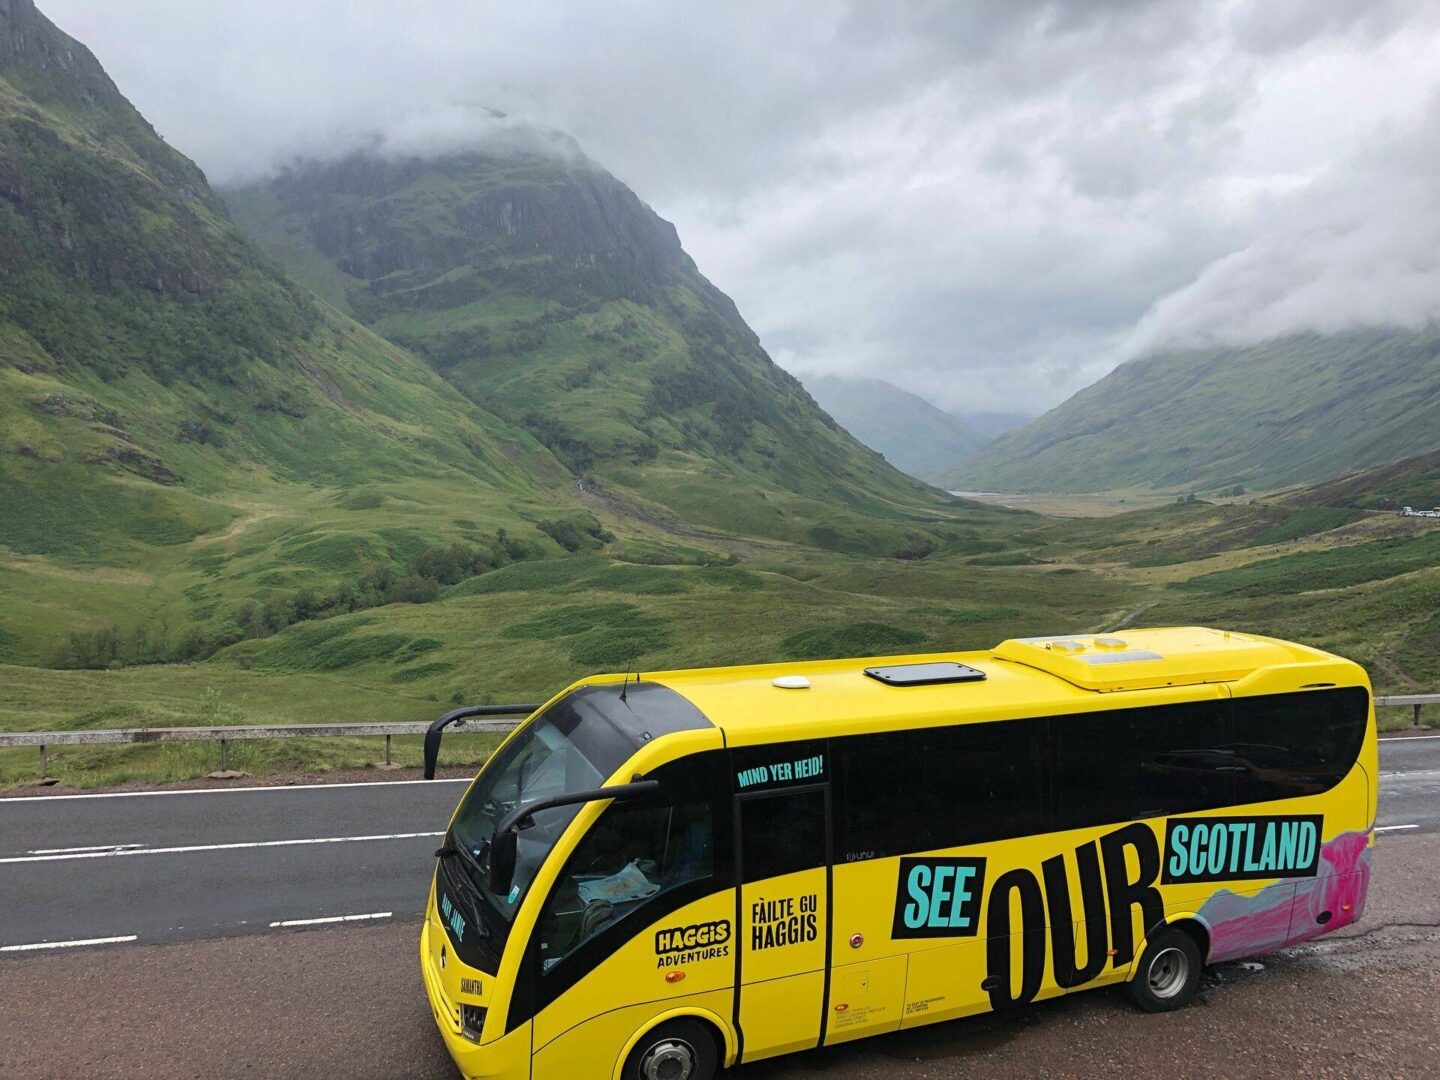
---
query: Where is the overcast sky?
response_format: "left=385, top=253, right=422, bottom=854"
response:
left=42, top=0, right=1440, bottom=415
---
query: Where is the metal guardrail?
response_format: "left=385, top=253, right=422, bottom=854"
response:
left=1377, top=694, right=1440, bottom=728
left=2, top=695, right=1437, bottom=782
left=0, top=718, right=524, bottom=779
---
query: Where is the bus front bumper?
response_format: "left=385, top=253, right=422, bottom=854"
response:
left=420, top=920, right=529, bottom=1080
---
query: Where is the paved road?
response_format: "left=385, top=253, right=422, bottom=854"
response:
left=0, top=777, right=470, bottom=949
left=2, top=736, right=1435, bottom=953
left=1375, top=733, right=1440, bottom=836
left=0, top=737, right=1437, bottom=1078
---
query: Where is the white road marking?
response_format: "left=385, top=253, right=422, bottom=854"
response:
left=1379, top=734, right=1440, bottom=742
left=0, top=831, right=445, bottom=865
left=269, top=912, right=393, bottom=928
left=0, top=778, right=473, bottom=804
left=1375, top=824, right=1420, bottom=832
left=1, top=935, right=138, bottom=952
left=26, top=843, right=145, bottom=855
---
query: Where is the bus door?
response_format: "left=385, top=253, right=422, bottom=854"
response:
left=733, top=747, right=830, bottom=1064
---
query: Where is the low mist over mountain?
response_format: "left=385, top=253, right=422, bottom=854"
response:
left=226, top=146, right=979, bottom=553
left=803, top=375, right=988, bottom=483
left=946, top=327, right=1440, bottom=494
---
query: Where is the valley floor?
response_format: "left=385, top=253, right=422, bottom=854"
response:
left=5, top=492, right=1440, bottom=789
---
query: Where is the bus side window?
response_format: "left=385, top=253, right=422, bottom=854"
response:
left=1230, top=687, right=1369, bottom=803
left=1051, top=701, right=1235, bottom=831
left=740, top=789, right=826, bottom=883
left=834, top=722, right=1045, bottom=860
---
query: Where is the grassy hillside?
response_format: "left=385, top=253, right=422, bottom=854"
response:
left=946, top=328, right=1440, bottom=493
left=803, top=375, right=988, bottom=483
left=0, top=0, right=589, bottom=666
left=1276, top=448, right=1440, bottom=512
left=225, top=150, right=1003, bottom=557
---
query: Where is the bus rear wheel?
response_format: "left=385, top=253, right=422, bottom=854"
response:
left=1128, top=926, right=1202, bottom=1013
left=623, top=1018, right=719, bottom=1080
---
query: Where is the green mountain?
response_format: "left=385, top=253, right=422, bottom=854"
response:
left=946, top=328, right=1440, bottom=494
left=225, top=148, right=983, bottom=554
left=802, top=375, right=988, bottom=483
left=0, top=0, right=586, bottom=665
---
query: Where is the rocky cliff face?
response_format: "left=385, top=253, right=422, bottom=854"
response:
left=1, top=0, right=112, bottom=88
left=273, top=150, right=689, bottom=299
left=0, top=0, right=214, bottom=202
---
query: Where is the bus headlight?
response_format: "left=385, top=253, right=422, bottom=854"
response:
left=460, top=1004, right=487, bottom=1043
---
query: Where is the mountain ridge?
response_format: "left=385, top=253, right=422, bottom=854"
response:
left=225, top=148, right=992, bottom=555
left=945, top=327, right=1440, bottom=493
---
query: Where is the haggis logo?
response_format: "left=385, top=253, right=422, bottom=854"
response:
left=654, top=919, right=731, bottom=968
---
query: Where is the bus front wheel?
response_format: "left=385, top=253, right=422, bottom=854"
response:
left=1128, top=926, right=1202, bottom=1013
left=623, top=1018, right=719, bottom=1080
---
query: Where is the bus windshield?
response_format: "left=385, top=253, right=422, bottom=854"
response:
left=448, top=690, right=637, bottom=935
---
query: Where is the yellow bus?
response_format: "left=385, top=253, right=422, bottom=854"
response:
left=420, top=627, right=1375, bottom=1079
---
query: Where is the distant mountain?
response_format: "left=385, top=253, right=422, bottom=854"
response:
left=225, top=148, right=987, bottom=553
left=957, top=411, right=1035, bottom=439
left=945, top=328, right=1440, bottom=493
left=802, top=374, right=988, bottom=482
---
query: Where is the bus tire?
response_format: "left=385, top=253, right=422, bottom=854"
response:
left=622, top=1018, right=719, bottom=1080
left=1128, top=926, right=1203, bottom=1013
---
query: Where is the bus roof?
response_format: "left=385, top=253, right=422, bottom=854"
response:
left=628, top=627, right=1365, bottom=748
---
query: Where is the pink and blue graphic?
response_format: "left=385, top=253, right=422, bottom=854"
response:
left=1201, top=829, right=1371, bottom=963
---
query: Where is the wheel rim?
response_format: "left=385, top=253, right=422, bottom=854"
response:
left=1147, top=946, right=1190, bottom=999
left=640, top=1037, right=697, bottom=1080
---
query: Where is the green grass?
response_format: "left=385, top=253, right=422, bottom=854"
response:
left=1247, top=507, right=1366, bottom=546
left=1177, top=530, right=1440, bottom=597
left=779, top=622, right=929, bottom=661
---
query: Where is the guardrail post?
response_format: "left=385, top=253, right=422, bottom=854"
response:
left=39, top=743, right=46, bottom=780
left=220, top=738, right=228, bottom=772
left=385, top=734, right=393, bottom=766
left=1417, top=703, right=1424, bottom=728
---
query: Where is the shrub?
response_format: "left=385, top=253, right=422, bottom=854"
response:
left=779, top=622, right=928, bottom=661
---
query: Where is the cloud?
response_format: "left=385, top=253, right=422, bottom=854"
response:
left=36, top=0, right=1440, bottom=414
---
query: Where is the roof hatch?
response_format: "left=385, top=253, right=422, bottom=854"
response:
left=992, top=628, right=1300, bottom=692
left=863, top=661, right=987, bottom=687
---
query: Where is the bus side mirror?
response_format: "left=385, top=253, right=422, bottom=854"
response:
left=423, top=703, right=542, bottom=780
left=423, top=727, right=445, bottom=781
left=489, top=830, right=518, bottom=896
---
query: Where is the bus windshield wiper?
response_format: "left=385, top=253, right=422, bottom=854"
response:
left=436, top=838, right=495, bottom=938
